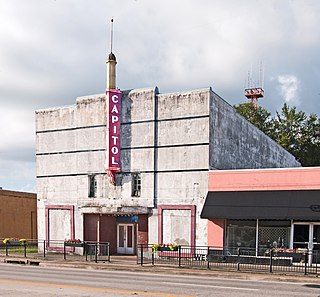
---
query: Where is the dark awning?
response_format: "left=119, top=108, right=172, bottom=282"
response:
left=201, top=190, right=320, bottom=220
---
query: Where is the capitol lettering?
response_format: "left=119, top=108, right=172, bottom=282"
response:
left=108, top=91, right=121, bottom=170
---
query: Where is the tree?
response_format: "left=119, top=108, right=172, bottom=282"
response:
left=300, top=114, right=320, bottom=166
left=272, top=103, right=320, bottom=166
left=272, top=103, right=306, bottom=161
left=234, top=102, right=320, bottom=166
left=234, top=102, right=274, bottom=138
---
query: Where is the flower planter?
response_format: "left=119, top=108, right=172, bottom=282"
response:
left=273, top=251, right=304, bottom=262
left=158, top=246, right=178, bottom=252
left=274, top=252, right=293, bottom=258
left=64, top=242, right=84, bottom=247
left=6, top=240, right=21, bottom=246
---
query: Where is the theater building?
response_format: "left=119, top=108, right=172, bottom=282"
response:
left=201, top=167, right=320, bottom=262
left=35, top=50, right=300, bottom=254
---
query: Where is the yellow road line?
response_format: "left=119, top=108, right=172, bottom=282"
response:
left=0, top=279, right=194, bottom=297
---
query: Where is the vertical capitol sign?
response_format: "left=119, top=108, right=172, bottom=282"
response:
left=107, top=89, right=121, bottom=172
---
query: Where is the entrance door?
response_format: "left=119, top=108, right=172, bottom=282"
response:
left=293, top=223, right=320, bottom=264
left=313, top=225, right=320, bottom=263
left=293, top=224, right=310, bottom=250
left=117, top=224, right=134, bottom=254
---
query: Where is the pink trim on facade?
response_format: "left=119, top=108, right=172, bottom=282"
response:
left=45, top=205, right=74, bottom=246
left=207, top=219, right=225, bottom=248
left=158, top=205, right=196, bottom=246
left=209, top=167, right=320, bottom=192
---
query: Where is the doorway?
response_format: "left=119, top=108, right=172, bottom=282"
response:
left=117, top=224, right=134, bottom=254
left=293, top=223, right=320, bottom=263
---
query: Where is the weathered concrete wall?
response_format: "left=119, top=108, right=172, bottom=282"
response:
left=155, top=89, right=210, bottom=246
left=36, top=86, right=301, bottom=247
left=49, top=209, right=71, bottom=240
left=121, top=122, right=154, bottom=148
left=157, top=89, right=209, bottom=119
left=37, top=151, right=106, bottom=176
left=36, top=94, right=106, bottom=131
left=36, top=89, right=159, bottom=242
left=209, top=90, right=300, bottom=169
left=121, top=88, right=157, bottom=122
left=162, top=209, right=191, bottom=245
left=158, top=117, right=208, bottom=146
left=36, top=96, right=108, bottom=242
left=0, top=189, right=37, bottom=239
left=37, top=127, right=106, bottom=153
left=148, top=210, right=158, bottom=244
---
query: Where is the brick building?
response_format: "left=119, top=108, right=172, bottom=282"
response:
left=0, top=189, right=37, bottom=240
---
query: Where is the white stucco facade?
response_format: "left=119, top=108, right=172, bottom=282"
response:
left=36, top=87, right=300, bottom=254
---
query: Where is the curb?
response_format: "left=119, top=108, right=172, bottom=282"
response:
left=2, top=256, right=319, bottom=284
left=37, top=259, right=320, bottom=284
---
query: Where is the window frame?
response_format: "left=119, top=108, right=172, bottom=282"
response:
left=131, top=172, right=141, bottom=197
left=88, top=174, right=97, bottom=198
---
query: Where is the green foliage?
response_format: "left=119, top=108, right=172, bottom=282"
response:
left=0, top=248, right=38, bottom=254
left=234, top=102, right=320, bottom=166
left=234, top=102, right=274, bottom=138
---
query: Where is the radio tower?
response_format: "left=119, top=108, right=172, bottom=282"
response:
left=244, top=63, right=264, bottom=107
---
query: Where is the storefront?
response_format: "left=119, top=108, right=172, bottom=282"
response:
left=83, top=213, right=148, bottom=255
left=201, top=168, right=320, bottom=263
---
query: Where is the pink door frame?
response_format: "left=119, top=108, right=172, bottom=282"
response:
left=45, top=205, right=74, bottom=250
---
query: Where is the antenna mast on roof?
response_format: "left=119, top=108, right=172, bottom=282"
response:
left=106, top=18, right=117, bottom=90
left=244, top=62, right=264, bottom=107
left=110, top=18, right=114, bottom=53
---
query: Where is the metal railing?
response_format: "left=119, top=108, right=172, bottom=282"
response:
left=137, top=244, right=320, bottom=275
left=83, top=242, right=110, bottom=263
left=0, top=239, right=110, bottom=263
left=1, top=240, right=318, bottom=276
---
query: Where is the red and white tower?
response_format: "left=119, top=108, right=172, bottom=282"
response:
left=244, top=63, right=264, bottom=107
left=244, top=87, right=264, bottom=107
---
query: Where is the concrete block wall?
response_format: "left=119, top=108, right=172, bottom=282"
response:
left=118, top=88, right=158, bottom=208
left=156, top=88, right=210, bottom=177
left=36, top=96, right=107, bottom=242
left=36, top=95, right=108, bottom=204
left=36, top=88, right=159, bottom=242
left=209, top=90, right=301, bottom=170
left=155, top=89, right=210, bottom=246
left=36, top=85, right=301, bottom=246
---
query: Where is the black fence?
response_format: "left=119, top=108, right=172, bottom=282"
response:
left=0, top=239, right=110, bottom=263
left=137, top=244, right=320, bottom=275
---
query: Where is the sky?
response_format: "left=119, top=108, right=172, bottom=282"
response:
left=1, top=0, right=320, bottom=192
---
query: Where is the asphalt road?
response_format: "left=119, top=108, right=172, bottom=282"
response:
left=0, top=264, right=319, bottom=296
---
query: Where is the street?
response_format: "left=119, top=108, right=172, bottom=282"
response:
left=0, top=264, right=318, bottom=296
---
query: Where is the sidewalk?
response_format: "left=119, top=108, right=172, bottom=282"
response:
left=2, top=253, right=319, bottom=284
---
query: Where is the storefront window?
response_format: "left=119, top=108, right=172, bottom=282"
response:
left=258, top=220, right=291, bottom=255
left=226, top=220, right=291, bottom=255
left=226, top=220, right=256, bottom=254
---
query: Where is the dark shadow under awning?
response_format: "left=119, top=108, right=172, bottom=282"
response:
left=201, top=190, right=320, bottom=220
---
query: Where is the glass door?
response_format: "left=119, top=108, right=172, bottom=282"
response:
left=293, top=224, right=310, bottom=250
left=117, top=224, right=134, bottom=254
left=292, top=223, right=320, bottom=264
left=312, top=225, right=320, bottom=263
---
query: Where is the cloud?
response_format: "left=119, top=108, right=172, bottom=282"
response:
left=0, top=159, right=35, bottom=192
left=0, top=107, right=35, bottom=154
left=276, top=75, right=300, bottom=105
left=0, top=0, right=320, bottom=191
